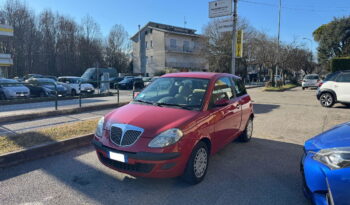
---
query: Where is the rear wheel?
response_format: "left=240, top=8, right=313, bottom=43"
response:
left=71, top=89, right=77, bottom=96
left=239, top=118, right=253, bottom=142
left=319, top=93, right=334, bottom=107
left=0, top=92, right=6, bottom=100
left=182, top=141, right=209, bottom=185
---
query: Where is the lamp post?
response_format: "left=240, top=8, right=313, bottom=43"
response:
left=275, top=0, right=281, bottom=86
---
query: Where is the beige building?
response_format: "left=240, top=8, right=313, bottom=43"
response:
left=131, top=22, right=208, bottom=76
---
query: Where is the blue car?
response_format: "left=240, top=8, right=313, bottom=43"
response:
left=301, top=122, right=350, bottom=205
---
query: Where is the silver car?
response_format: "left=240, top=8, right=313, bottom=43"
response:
left=302, top=74, right=321, bottom=90
left=0, top=78, right=30, bottom=100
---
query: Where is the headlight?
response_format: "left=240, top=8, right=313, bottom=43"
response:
left=95, top=117, right=105, bottom=137
left=148, top=128, right=183, bottom=148
left=313, top=147, right=350, bottom=170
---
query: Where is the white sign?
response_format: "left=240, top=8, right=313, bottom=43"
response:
left=218, top=18, right=233, bottom=32
left=209, top=0, right=232, bottom=18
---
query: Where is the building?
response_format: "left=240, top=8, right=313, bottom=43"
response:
left=0, top=24, right=14, bottom=78
left=131, top=22, right=208, bottom=76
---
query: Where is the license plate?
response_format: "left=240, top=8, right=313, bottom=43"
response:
left=109, top=151, right=127, bottom=163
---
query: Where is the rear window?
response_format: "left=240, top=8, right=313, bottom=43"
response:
left=304, top=75, right=319, bottom=80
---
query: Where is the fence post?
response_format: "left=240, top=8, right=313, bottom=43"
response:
left=79, top=81, right=82, bottom=108
left=54, top=83, right=58, bottom=110
left=132, top=82, right=135, bottom=99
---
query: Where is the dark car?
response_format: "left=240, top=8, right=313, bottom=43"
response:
left=117, top=78, right=144, bottom=90
left=25, top=78, right=68, bottom=97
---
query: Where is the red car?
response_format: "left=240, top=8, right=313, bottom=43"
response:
left=93, top=72, right=254, bottom=184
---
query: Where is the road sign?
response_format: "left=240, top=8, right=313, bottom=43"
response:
left=0, top=53, right=13, bottom=66
left=217, top=17, right=233, bottom=32
left=0, top=24, right=13, bottom=37
left=209, top=0, right=232, bottom=18
left=236, top=30, right=243, bottom=58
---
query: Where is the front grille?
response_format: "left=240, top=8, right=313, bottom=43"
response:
left=110, top=127, right=123, bottom=145
left=98, top=152, right=154, bottom=173
left=110, top=124, right=143, bottom=146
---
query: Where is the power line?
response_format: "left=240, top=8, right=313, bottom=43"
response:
left=240, top=0, right=350, bottom=13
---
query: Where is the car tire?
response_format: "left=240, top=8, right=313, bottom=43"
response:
left=182, top=141, right=209, bottom=185
left=319, top=92, right=335, bottom=108
left=0, top=92, right=6, bottom=100
left=71, top=89, right=77, bottom=96
left=239, top=117, right=253, bottom=142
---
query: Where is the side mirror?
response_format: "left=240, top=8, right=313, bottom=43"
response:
left=214, top=99, right=229, bottom=107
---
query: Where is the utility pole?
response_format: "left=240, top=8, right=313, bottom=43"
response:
left=275, top=0, right=281, bottom=86
left=231, top=0, right=238, bottom=75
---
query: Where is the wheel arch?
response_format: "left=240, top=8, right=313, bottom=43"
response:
left=199, top=137, right=211, bottom=155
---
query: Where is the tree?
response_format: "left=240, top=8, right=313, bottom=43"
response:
left=105, top=24, right=130, bottom=73
left=313, top=17, right=350, bottom=67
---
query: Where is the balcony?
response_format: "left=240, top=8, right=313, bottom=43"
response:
left=165, top=46, right=197, bottom=54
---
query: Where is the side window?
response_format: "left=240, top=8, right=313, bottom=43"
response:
left=170, top=39, right=176, bottom=48
left=233, top=78, right=247, bottom=97
left=210, top=77, right=234, bottom=108
left=336, top=73, right=350, bottom=83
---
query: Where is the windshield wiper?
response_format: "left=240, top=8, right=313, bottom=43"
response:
left=155, top=102, right=195, bottom=110
left=133, top=99, right=154, bottom=105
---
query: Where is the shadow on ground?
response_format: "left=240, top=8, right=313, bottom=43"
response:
left=0, top=138, right=311, bottom=205
left=253, top=103, right=280, bottom=114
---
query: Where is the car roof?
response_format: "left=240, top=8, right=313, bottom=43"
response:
left=162, top=72, right=239, bottom=79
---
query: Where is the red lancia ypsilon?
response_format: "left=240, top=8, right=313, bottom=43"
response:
left=93, top=72, right=254, bottom=184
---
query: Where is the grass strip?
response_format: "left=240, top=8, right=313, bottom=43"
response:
left=0, top=119, right=98, bottom=155
left=264, top=84, right=298, bottom=91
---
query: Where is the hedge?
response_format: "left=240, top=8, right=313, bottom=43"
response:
left=331, top=57, right=350, bottom=72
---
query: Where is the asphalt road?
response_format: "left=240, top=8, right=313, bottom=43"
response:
left=1, top=87, right=350, bottom=205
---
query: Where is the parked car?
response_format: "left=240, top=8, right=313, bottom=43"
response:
left=317, top=70, right=350, bottom=107
left=23, top=74, right=44, bottom=81
left=142, top=77, right=152, bottom=86
left=81, top=67, right=118, bottom=87
left=302, top=74, right=321, bottom=90
left=301, top=122, right=350, bottom=205
left=26, top=78, right=68, bottom=97
left=0, top=78, right=30, bottom=100
left=117, top=78, right=144, bottom=90
left=92, top=72, right=254, bottom=184
left=58, top=76, right=95, bottom=96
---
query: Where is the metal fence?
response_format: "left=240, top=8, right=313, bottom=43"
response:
left=0, top=80, right=144, bottom=112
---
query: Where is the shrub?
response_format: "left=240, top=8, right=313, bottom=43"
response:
left=331, top=57, right=350, bottom=72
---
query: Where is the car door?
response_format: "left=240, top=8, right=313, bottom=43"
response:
left=334, top=73, right=350, bottom=102
left=232, top=78, right=251, bottom=134
left=209, top=77, right=241, bottom=153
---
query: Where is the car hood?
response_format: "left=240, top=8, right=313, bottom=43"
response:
left=104, top=103, right=199, bottom=138
left=305, top=122, right=350, bottom=152
left=3, top=86, right=29, bottom=92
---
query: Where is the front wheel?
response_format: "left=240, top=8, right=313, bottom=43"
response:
left=182, top=141, right=209, bottom=185
left=319, top=93, right=334, bottom=107
left=239, top=118, right=253, bottom=142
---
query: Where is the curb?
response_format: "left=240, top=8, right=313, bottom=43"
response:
left=263, top=85, right=299, bottom=92
left=0, top=134, right=94, bottom=169
left=0, top=102, right=128, bottom=124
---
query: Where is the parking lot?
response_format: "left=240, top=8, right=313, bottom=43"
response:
left=1, top=87, right=350, bottom=205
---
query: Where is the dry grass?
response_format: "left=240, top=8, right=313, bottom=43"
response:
left=264, top=84, right=298, bottom=91
left=0, top=119, right=99, bottom=155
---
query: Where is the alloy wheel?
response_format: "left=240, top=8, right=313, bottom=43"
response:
left=320, top=93, right=333, bottom=107
left=193, top=147, right=208, bottom=178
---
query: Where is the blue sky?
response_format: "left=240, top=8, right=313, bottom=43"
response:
left=3, top=0, right=350, bottom=51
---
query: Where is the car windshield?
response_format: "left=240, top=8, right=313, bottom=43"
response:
left=324, top=72, right=339, bottom=82
left=120, top=78, right=132, bottom=83
left=81, top=68, right=95, bottom=79
left=304, top=75, right=319, bottom=80
left=134, top=77, right=209, bottom=110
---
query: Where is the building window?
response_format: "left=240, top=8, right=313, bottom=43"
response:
left=150, top=56, right=153, bottom=64
left=145, top=41, right=148, bottom=49
left=183, top=40, right=190, bottom=52
left=150, top=40, right=153, bottom=48
left=170, top=39, right=176, bottom=49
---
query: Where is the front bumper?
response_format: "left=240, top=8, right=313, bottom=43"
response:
left=92, top=138, right=186, bottom=178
